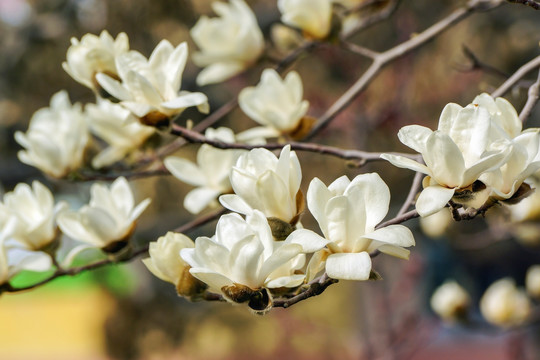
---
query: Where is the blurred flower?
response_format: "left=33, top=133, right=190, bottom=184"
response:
left=143, top=232, right=207, bottom=298
left=270, top=23, right=304, bottom=53
left=278, top=0, right=333, bottom=39
left=430, top=280, right=470, bottom=322
left=290, top=173, right=415, bottom=281
left=15, top=91, right=90, bottom=178
left=219, top=145, right=303, bottom=224
left=382, top=96, right=513, bottom=217
left=62, top=30, right=129, bottom=96
left=238, top=69, right=311, bottom=140
left=86, top=100, right=155, bottom=168
left=480, top=278, right=531, bottom=327
left=190, top=0, right=264, bottom=86
left=3, top=181, right=67, bottom=251
left=0, top=213, right=52, bottom=285
left=164, top=127, right=244, bottom=214
left=180, top=211, right=325, bottom=311
left=419, top=208, right=453, bottom=238
left=57, top=177, right=151, bottom=252
left=526, top=265, right=540, bottom=299
left=96, top=40, right=209, bottom=126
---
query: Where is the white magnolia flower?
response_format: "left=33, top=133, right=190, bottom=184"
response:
left=57, top=177, right=151, bottom=250
left=219, top=145, right=303, bottom=223
left=419, top=208, right=452, bottom=238
left=381, top=98, right=512, bottom=217
left=480, top=278, right=531, bottom=327
left=62, top=30, right=129, bottom=95
left=190, top=0, right=264, bottom=86
left=0, top=214, right=52, bottom=285
left=430, top=280, right=470, bottom=322
left=165, top=127, right=244, bottom=214
left=86, top=100, right=155, bottom=168
left=96, top=40, right=209, bottom=124
left=3, top=181, right=67, bottom=251
left=289, top=173, right=415, bottom=281
left=238, top=69, right=310, bottom=140
left=278, top=0, right=333, bottom=39
left=526, top=265, right=540, bottom=298
left=180, top=211, right=326, bottom=308
left=15, top=91, right=90, bottom=178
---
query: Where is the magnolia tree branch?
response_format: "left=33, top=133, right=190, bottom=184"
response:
left=169, top=123, right=418, bottom=164
left=307, top=0, right=500, bottom=138
left=507, top=0, right=540, bottom=9
left=519, top=69, right=540, bottom=123
left=0, top=207, right=226, bottom=294
left=491, top=54, right=540, bottom=97
left=397, top=171, right=424, bottom=216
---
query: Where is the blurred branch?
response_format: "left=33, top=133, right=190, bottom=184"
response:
left=507, top=0, right=540, bottom=9
left=458, top=45, right=510, bottom=78
left=169, top=123, right=419, bottom=164
left=397, top=171, right=424, bottom=216
left=492, top=54, right=540, bottom=97
left=519, top=69, right=540, bottom=123
left=341, top=0, right=401, bottom=40
left=308, top=0, right=500, bottom=138
left=0, top=207, right=225, bottom=294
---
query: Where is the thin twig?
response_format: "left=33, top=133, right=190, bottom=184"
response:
left=309, top=0, right=497, bottom=138
left=341, top=0, right=401, bottom=40
left=397, top=171, right=423, bottom=217
left=519, top=69, right=540, bottom=123
left=492, top=54, right=540, bottom=97
left=507, top=0, right=540, bottom=9
left=273, top=274, right=338, bottom=308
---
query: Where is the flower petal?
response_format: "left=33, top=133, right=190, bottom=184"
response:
left=416, top=185, right=455, bottom=217
left=326, top=252, right=372, bottom=281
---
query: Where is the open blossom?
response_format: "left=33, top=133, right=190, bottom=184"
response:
left=180, top=211, right=326, bottom=311
left=473, top=94, right=540, bottom=201
left=142, top=232, right=207, bottom=298
left=57, top=177, right=151, bottom=251
left=62, top=30, right=129, bottom=95
left=381, top=96, right=514, bottom=217
left=86, top=100, right=155, bottom=168
left=164, top=127, right=244, bottom=214
left=238, top=69, right=310, bottom=140
left=278, top=0, right=333, bottom=39
left=96, top=40, right=209, bottom=125
left=289, top=173, right=415, bottom=281
left=430, top=280, right=470, bottom=322
left=190, top=0, right=264, bottom=86
left=3, top=181, right=67, bottom=251
left=480, top=278, right=531, bottom=327
left=15, top=91, right=90, bottom=178
left=219, top=145, right=303, bottom=224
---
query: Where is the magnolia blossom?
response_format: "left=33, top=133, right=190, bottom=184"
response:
left=430, top=280, right=470, bottom=322
left=0, top=213, right=51, bottom=285
left=164, top=127, right=244, bottom=214
left=238, top=69, right=310, bottom=140
left=289, top=173, right=415, bottom=281
left=381, top=97, right=513, bottom=217
left=142, top=232, right=207, bottom=298
left=3, top=181, right=67, bottom=251
left=278, top=0, right=333, bottom=39
left=180, top=211, right=326, bottom=310
left=419, top=208, right=452, bottom=238
left=15, top=91, right=90, bottom=178
left=190, top=0, right=264, bottom=86
left=62, top=30, right=129, bottom=95
left=96, top=40, right=209, bottom=124
left=86, top=100, right=155, bottom=168
left=480, top=278, right=531, bottom=327
left=219, top=145, right=303, bottom=224
left=526, top=265, right=540, bottom=298
left=57, top=177, right=151, bottom=251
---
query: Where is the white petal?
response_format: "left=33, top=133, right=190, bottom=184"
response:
left=326, top=252, right=372, bottom=281
left=416, top=185, right=455, bottom=217
left=380, top=154, right=431, bottom=175
left=397, top=125, right=432, bottom=153
left=184, top=187, right=221, bottom=214
left=219, top=194, right=254, bottom=216
left=284, top=228, right=330, bottom=253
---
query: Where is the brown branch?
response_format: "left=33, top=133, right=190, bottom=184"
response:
left=273, top=273, right=338, bottom=308
left=397, top=171, right=423, bottom=217
left=458, top=45, right=510, bottom=78
left=308, top=0, right=499, bottom=139
left=519, top=69, right=540, bottom=123
left=341, top=0, right=401, bottom=40
left=507, top=0, right=540, bottom=9
left=169, top=123, right=418, bottom=164
left=491, top=54, right=540, bottom=97
left=1, top=207, right=225, bottom=294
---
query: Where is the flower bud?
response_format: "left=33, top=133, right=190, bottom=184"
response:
left=480, top=278, right=531, bottom=327
left=430, top=280, right=470, bottom=322
left=526, top=265, right=540, bottom=299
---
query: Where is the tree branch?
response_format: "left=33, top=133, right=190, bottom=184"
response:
left=519, top=69, right=540, bottom=123
left=491, top=54, right=540, bottom=97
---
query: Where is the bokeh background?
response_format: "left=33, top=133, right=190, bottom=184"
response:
left=1, top=0, right=540, bottom=359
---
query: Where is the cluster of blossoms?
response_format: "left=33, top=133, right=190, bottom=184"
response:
left=5, top=0, right=540, bottom=325
left=0, top=177, right=149, bottom=286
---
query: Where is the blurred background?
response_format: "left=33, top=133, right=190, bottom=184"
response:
left=1, top=0, right=540, bottom=359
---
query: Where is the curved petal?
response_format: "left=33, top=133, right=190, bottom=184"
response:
left=397, top=125, right=432, bottom=153
left=284, top=228, right=330, bottom=253
left=164, top=156, right=206, bottom=186
left=219, top=194, right=253, bottom=215
left=326, top=252, right=372, bottom=281
left=184, top=187, right=221, bottom=214
left=416, top=185, right=455, bottom=217
left=424, top=132, right=465, bottom=187
left=380, top=154, right=431, bottom=175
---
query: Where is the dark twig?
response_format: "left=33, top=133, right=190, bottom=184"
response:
left=273, top=273, right=338, bottom=308
left=507, top=0, right=540, bottom=9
